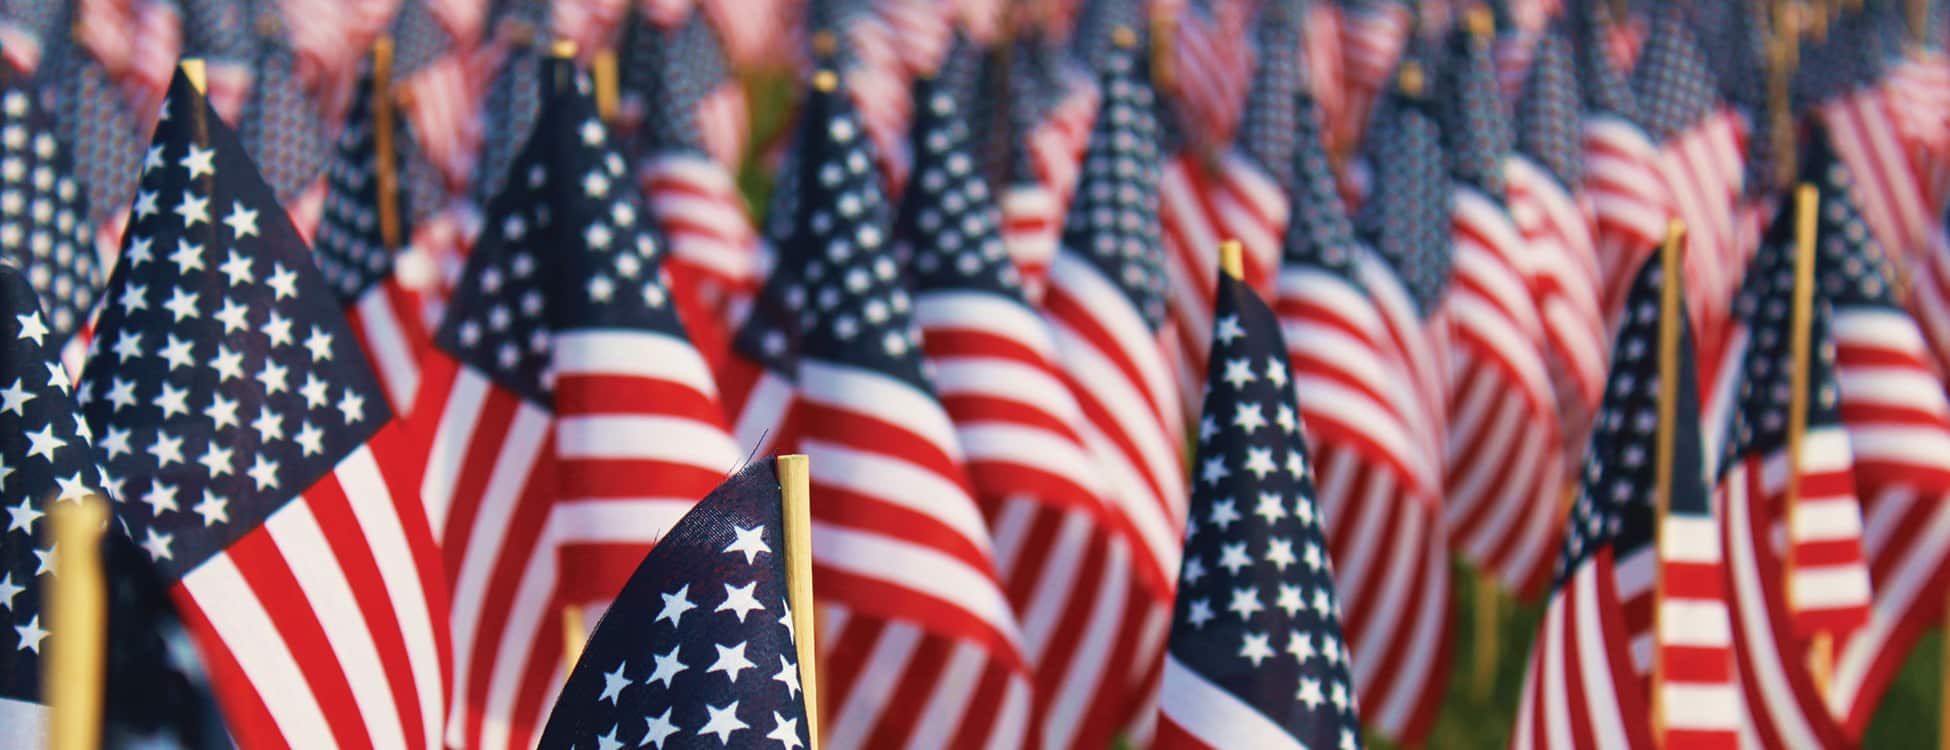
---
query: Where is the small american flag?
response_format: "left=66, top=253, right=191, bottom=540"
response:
left=236, top=26, right=331, bottom=228
left=411, top=56, right=738, bottom=750
left=1564, top=0, right=1663, bottom=330
left=40, top=18, right=152, bottom=266
left=77, top=68, right=451, bottom=749
left=534, top=460, right=810, bottom=750
left=0, top=67, right=104, bottom=375
left=1333, top=0, right=1414, bottom=156
left=311, top=60, right=433, bottom=415
left=1154, top=267, right=1363, bottom=750
left=390, top=0, right=480, bottom=194
left=1166, top=0, right=1254, bottom=152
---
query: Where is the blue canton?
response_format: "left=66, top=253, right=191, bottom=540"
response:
left=312, top=62, right=414, bottom=306
left=1355, top=85, right=1451, bottom=317
left=0, top=65, right=101, bottom=348
left=1059, top=39, right=1169, bottom=330
left=1280, top=84, right=1364, bottom=282
left=1440, top=20, right=1513, bottom=199
left=1515, top=30, right=1584, bottom=190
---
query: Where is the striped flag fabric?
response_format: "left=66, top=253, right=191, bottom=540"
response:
left=1038, top=36, right=1187, bottom=741
left=409, top=55, right=738, bottom=750
left=1159, top=0, right=1299, bottom=415
left=534, top=460, right=811, bottom=750
left=390, top=0, right=482, bottom=195
left=76, top=68, right=451, bottom=749
left=1155, top=262, right=1364, bottom=750
left=1511, top=251, right=1732, bottom=750
left=1801, top=128, right=1950, bottom=741
left=1334, top=0, right=1414, bottom=155
left=1565, top=0, right=1664, bottom=330
left=310, top=59, right=433, bottom=416
left=1334, top=75, right=1453, bottom=746
left=1510, top=30, right=1608, bottom=472
left=900, top=77, right=1142, bottom=750
left=1437, top=17, right=1565, bottom=598
left=1165, top=0, right=1254, bottom=153
left=0, top=63, right=105, bottom=375
left=997, top=27, right=1097, bottom=304
left=0, top=0, right=61, bottom=73
left=762, top=66, right=1035, bottom=749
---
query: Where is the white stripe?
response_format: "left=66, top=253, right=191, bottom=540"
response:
left=800, top=438, right=991, bottom=553
left=556, top=414, right=740, bottom=470
left=1049, top=252, right=1181, bottom=428
left=956, top=423, right=1102, bottom=496
left=826, top=623, right=922, bottom=749
left=1073, top=417, right=1182, bottom=581
left=904, top=643, right=988, bottom=750
left=1539, top=594, right=1575, bottom=749
left=1833, top=486, right=1950, bottom=713
left=356, top=288, right=422, bottom=414
left=732, top=370, right=794, bottom=455
left=1573, top=566, right=1633, bottom=748
left=811, top=521, right=1023, bottom=650
left=1845, top=425, right=1950, bottom=469
left=915, top=290, right=1058, bottom=361
left=982, top=676, right=1034, bottom=750
left=987, top=497, right=1038, bottom=580
left=1374, top=513, right=1447, bottom=733
left=551, top=498, right=697, bottom=544
left=1658, top=600, right=1733, bottom=647
left=336, top=447, right=446, bottom=750
left=1723, top=467, right=1826, bottom=749
left=930, top=360, right=1079, bottom=428
left=800, top=360, right=963, bottom=461
left=553, top=329, right=720, bottom=398
left=477, top=511, right=565, bottom=750
left=1789, top=498, right=1867, bottom=542
left=1158, top=655, right=1309, bottom=750
left=1043, top=536, right=1130, bottom=749
left=1788, top=567, right=1873, bottom=610
left=1661, top=683, right=1743, bottom=730
left=182, top=554, right=337, bottom=749
left=1017, top=510, right=1091, bottom=661
left=1661, top=516, right=1723, bottom=563
left=1838, top=367, right=1950, bottom=418
left=420, top=368, right=489, bottom=537
left=0, top=697, right=45, bottom=748
left=266, top=502, right=410, bottom=750
left=1836, top=305, right=1933, bottom=356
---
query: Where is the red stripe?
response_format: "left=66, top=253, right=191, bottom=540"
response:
left=302, top=470, right=429, bottom=745
left=228, top=528, right=368, bottom=747
left=171, top=585, right=290, bottom=749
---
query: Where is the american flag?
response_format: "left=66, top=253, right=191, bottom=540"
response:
left=1437, top=19, right=1565, bottom=598
left=1302, top=0, right=1345, bottom=143
left=236, top=25, right=331, bottom=233
left=1335, top=73, right=1452, bottom=746
left=533, top=459, right=811, bottom=750
left=467, top=35, right=542, bottom=209
left=1334, top=0, right=1414, bottom=156
left=1631, top=5, right=1748, bottom=357
left=1511, top=251, right=1731, bottom=750
left=900, top=78, right=1139, bottom=750
left=311, top=57, right=433, bottom=415
left=0, top=68, right=104, bottom=376
left=0, top=0, right=61, bottom=73
left=1155, top=265, right=1364, bottom=750
left=41, top=3, right=155, bottom=267
left=391, top=0, right=481, bottom=195
left=1165, top=0, right=1254, bottom=153
left=1159, top=0, right=1298, bottom=417
left=625, top=8, right=757, bottom=374
left=1038, top=36, right=1186, bottom=744
left=1800, top=129, right=1950, bottom=741
left=1713, top=183, right=1862, bottom=749
left=1509, top=30, right=1607, bottom=475
left=176, top=0, right=255, bottom=123
left=1565, top=0, right=1664, bottom=330
left=997, top=26, right=1097, bottom=304
left=410, top=56, right=739, bottom=750
left=76, top=68, right=450, bottom=749
left=740, top=66, right=1031, bottom=748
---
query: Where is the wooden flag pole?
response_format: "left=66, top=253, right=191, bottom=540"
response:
left=593, top=49, right=619, bottom=126
left=371, top=36, right=402, bottom=250
left=1145, top=17, right=1174, bottom=96
left=560, top=605, right=587, bottom=679
left=777, top=454, right=819, bottom=750
left=1218, top=239, right=1243, bottom=281
left=44, top=497, right=110, bottom=750
left=180, top=58, right=207, bottom=94
left=1651, top=218, right=1688, bottom=747
left=1786, top=184, right=1835, bottom=696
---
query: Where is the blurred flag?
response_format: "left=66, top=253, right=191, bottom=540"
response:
left=390, top=0, right=483, bottom=195
left=1165, top=0, right=1254, bottom=153
left=1155, top=261, right=1364, bottom=750
left=534, top=459, right=811, bottom=750
left=1334, top=0, right=1414, bottom=155
left=0, top=62, right=104, bottom=375
left=997, top=24, right=1097, bottom=304
left=77, top=68, right=450, bottom=749
left=1437, top=16, right=1564, bottom=598
left=236, top=19, right=330, bottom=236
left=0, top=0, right=62, bottom=73
left=409, top=55, right=738, bottom=750
left=176, top=0, right=255, bottom=122
left=1566, top=0, right=1668, bottom=326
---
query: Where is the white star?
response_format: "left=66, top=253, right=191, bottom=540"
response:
left=593, top=726, right=623, bottom=750
left=54, top=473, right=92, bottom=504
left=252, top=408, right=284, bottom=442
left=141, top=145, right=164, bottom=174
left=169, top=238, right=205, bottom=273
left=173, top=191, right=209, bottom=227
left=773, top=655, right=802, bottom=697
left=148, top=429, right=184, bottom=467
left=1340, top=729, right=1358, bottom=750
left=256, top=360, right=289, bottom=395
left=1285, top=450, right=1306, bottom=479
left=1295, top=497, right=1316, bottom=525
left=104, top=378, right=138, bottom=412
left=1298, top=677, right=1325, bottom=710
left=263, top=310, right=294, bottom=347
left=33, top=545, right=54, bottom=575
left=219, top=251, right=254, bottom=285
left=300, top=373, right=330, bottom=408
left=211, top=344, right=244, bottom=381
left=0, top=378, right=34, bottom=416
left=1265, top=357, right=1288, bottom=388
left=303, top=327, right=333, bottom=361
left=641, top=708, right=680, bottom=749
left=1227, top=586, right=1264, bottom=620
left=14, top=311, right=45, bottom=346
left=1200, top=455, right=1230, bottom=486
left=193, top=490, right=229, bottom=526
left=214, top=297, right=249, bottom=333
left=141, top=482, right=179, bottom=516
left=1243, top=447, right=1277, bottom=479
left=336, top=389, right=365, bottom=424
left=766, top=712, right=805, bottom=750
left=1233, top=403, right=1267, bottom=434
left=1218, top=542, right=1251, bottom=575
left=716, top=581, right=766, bottom=622
left=597, top=662, right=631, bottom=704
left=159, top=334, right=195, bottom=371
left=1277, top=584, right=1304, bottom=616
left=179, top=143, right=215, bottom=179
left=14, top=614, right=47, bottom=653
left=1312, top=588, right=1335, bottom=616
left=646, top=645, right=688, bottom=688
left=1221, top=358, right=1256, bottom=389
left=1304, top=542, right=1324, bottom=571
left=1266, top=538, right=1297, bottom=571
left=1331, top=681, right=1350, bottom=711
left=125, top=235, right=153, bottom=267
left=656, top=584, right=697, bottom=627
left=141, top=526, right=174, bottom=561
left=1239, top=631, right=1275, bottom=667
left=162, top=287, right=200, bottom=321
left=1276, top=404, right=1297, bottom=433
left=778, top=599, right=795, bottom=640
left=1199, top=415, right=1219, bottom=441
left=1187, top=599, right=1215, bottom=628
left=696, top=701, right=749, bottom=745
left=0, top=573, right=21, bottom=610
left=118, top=283, right=148, bottom=314
left=1209, top=498, right=1241, bottom=530
left=25, top=424, right=64, bottom=463
left=295, top=421, right=324, bottom=456
left=1254, top=492, right=1286, bottom=523
left=196, top=442, right=234, bottom=477
left=6, top=498, right=40, bottom=533
left=247, top=454, right=279, bottom=490
left=1287, top=630, right=1316, bottom=664
left=707, top=641, right=757, bottom=683
left=582, top=170, right=611, bottom=198
left=222, top=202, right=259, bottom=238
left=1216, top=315, right=1245, bottom=345
left=134, top=189, right=160, bottom=219
left=267, top=263, right=298, bottom=300
left=724, top=524, right=771, bottom=564
left=578, top=119, right=605, bottom=145
left=587, top=275, right=614, bottom=302
left=1182, top=556, right=1207, bottom=585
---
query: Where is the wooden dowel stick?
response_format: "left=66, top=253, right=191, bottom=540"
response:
left=1787, top=184, right=1834, bottom=696
left=180, top=58, right=207, bottom=94
left=1218, top=239, right=1243, bottom=281
left=371, top=37, right=402, bottom=250
left=593, top=50, right=619, bottom=125
left=1651, top=218, right=1687, bottom=747
left=45, top=497, right=110, bottom=750
left=778, top=455, right=819, bottom=750
left=560, top=605, right=586, bottom=679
